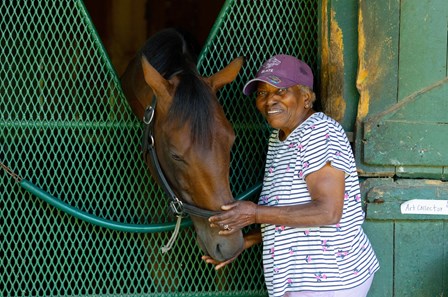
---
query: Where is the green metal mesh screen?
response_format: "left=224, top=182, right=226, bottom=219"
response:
left=1, top=0, right=318, bottom=296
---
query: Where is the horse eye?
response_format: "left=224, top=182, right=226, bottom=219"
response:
left=171, top=153, right=183, bottom=162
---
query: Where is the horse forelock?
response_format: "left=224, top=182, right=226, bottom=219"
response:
left=141, top=28, right=197, bottom=79
left=167, top=71, right=215, bottom=147
left=140, top=28, right=217, bottom=147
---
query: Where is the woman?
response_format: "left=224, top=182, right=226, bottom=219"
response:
left=202, top=54, right=379, bottom=297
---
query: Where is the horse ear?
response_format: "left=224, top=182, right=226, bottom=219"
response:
left=141, top=55, right=172, bottom=99
left=206, top=56, right=245, bottom=91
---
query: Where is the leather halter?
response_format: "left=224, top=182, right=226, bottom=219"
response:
left=142, top=98, right=221, bottom=219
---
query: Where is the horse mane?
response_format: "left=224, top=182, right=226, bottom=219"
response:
left=141, top=28, right=214, bottom=147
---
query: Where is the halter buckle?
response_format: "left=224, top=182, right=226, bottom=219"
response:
left=170, top=198, right=187, bottom=217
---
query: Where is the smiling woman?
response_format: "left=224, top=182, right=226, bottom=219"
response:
left=249, top=55, right=316, bottom=141
left=255, top=84, right=314, bottom=141
left=203, top=54, right=379, bottom=297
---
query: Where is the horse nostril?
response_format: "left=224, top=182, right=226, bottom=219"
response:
left=215, top=243, right=226, bottom=261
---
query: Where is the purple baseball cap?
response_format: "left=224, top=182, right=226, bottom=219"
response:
left=242, top=54, right=314, bottom=96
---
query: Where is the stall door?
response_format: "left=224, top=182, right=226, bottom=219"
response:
left=355, top=1, right=448, bottom=296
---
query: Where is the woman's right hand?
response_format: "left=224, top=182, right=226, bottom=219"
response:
left=201, top=253, right=240, bottom=270
left=201, top=228, right=262, bottom=270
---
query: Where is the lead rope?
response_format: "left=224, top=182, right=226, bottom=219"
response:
left=1, top=161, right=22, bottom=182
left=161, top=215, right=183, bottom=253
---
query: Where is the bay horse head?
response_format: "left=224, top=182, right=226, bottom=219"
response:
left=120, top=29, right=244, bottom=261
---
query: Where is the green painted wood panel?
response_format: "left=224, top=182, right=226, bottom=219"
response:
left=363, top=222, right=394, bottom=297
left=365, top=178, right=448, bottom=220
left=364, top=220, right=448, bottom=297
left=363, top=79, right=448, bottom=167
left=362, top=178, right=448, bottom=297
left=356, top=0, right=400, bottom=116
left=397, top=166, right=446, bottom=180
left=354, top=0, right=399, bottom=176
left=398, top=0, right=448, bottom=100
left=395, top=222, right=447, bottom=297
left=322, top=0, right=359, bottom=132
left=365, top=121, right=447, bottom=166
left=355, top=0, right=448, bottom=178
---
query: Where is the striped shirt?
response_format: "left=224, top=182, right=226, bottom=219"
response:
left=259, top=112, right=379, bottom=297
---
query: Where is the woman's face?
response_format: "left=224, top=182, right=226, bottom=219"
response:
left=255, top=82, right=310, bottom=139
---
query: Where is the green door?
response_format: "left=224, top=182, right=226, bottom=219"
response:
left=355, top=0, right=448, bottom=178
left=353, top=0, right=448, bottom=296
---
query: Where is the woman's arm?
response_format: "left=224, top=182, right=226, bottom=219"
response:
left=209, top=163, right=345, bottom=233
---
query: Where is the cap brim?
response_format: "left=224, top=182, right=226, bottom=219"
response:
left=242, top=76, right=298, bottom=96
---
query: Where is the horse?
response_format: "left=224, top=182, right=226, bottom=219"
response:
left=120, top=28, right=244, bottom=262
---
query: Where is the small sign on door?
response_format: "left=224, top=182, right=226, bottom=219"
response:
left=401, top=199, right=448, bottom=215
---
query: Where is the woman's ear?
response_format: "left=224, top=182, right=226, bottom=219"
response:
left=300, top=86, right=315, bottom=108
left=301, top=88, right=311, bottom=105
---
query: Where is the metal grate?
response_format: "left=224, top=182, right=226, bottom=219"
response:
left=1, top=0, right=318, bottom=296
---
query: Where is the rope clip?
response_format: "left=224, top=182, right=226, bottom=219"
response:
left=170, top=198, right=187, bottom=218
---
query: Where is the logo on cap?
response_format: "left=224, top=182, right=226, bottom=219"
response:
left=267, top=75, right=281, bottom=84
left=262, top=57, right=281, bottom=70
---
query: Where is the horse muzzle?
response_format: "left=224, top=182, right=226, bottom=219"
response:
left=193, top=217, right=244, bottom=262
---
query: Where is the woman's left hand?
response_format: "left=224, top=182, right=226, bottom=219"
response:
left=209, top=201, right=257, bottom=234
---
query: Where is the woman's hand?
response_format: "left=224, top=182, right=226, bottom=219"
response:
left=201, top=252, right=240, bottom=270
left=208, top=201, right=258, bottom=235
left=202, top=229, right=262, bottom=270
